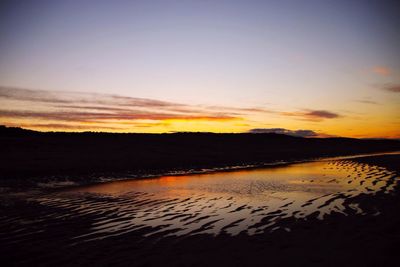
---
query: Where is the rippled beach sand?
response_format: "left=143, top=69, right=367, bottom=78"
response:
left=1, top=154, right=399, bottom=266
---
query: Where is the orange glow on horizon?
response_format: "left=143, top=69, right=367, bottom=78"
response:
left=0, top=87, right=399, bottom=139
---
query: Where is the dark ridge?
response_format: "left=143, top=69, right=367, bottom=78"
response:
left=0, top=125, right=38, bottom=136
left=1, top=125, right=399, bottom=181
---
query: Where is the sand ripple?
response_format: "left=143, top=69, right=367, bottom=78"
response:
left=1, top=159, right=398, bottom=247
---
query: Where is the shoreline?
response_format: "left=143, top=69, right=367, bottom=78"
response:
left=66, top=150, right=400, bottom=188
left=2, top=150, right=399, bottom=191
left=2, top=129, right=399, bottom=186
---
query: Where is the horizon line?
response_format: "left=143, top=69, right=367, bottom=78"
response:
left=2, top=125, right=399, bottom=140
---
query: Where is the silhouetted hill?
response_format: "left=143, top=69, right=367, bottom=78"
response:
left=1, top=125, right=399, bottom=181
left=0, top=125, right=38, bottom=136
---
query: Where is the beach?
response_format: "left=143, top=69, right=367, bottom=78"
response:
left=1, top=1, right=399, bottom=266
left=1, top=153, right=399, bottom=266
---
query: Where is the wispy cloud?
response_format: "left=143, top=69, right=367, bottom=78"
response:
left=0, top=87, right=246, bottom=131
left=372, top=66, right=391, bottom=76
left=305, top=110, right=340, bottom=119
left=382, top=84, right=400, bottom=93
left=0, top=86, right=185, bottom=108
left=206, top=106, right=273, bottom=114
left=355, top=99, right=379, bottom=105
left=0, top=87, right=342, bottom=132
left=0, top=109, right=238, bottom=122
left=281, top=109, right=341, bottom=121
left=0, top=87, right=74, bottom=104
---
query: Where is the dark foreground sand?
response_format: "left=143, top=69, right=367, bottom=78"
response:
left=0, top=154, right=399, bottom=266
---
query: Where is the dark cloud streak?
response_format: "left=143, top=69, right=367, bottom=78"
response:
left=0, top=109, right=238, bottom=122
left=382, top=84, right=400, bottom=93
left=281, top=109, right=341, bottom=121
left=355, top=100, right=379, bottom=105
left=248, top=128, right=319, bottom=137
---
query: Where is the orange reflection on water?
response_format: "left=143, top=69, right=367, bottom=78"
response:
left=55, top=159, right=397, bottom=240
left=73, top=161, right=353, bottom=196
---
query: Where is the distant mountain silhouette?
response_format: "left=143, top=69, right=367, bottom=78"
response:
left=1, top=125, right=399, bottom=181
left=0, top=125, right=38, bottom=136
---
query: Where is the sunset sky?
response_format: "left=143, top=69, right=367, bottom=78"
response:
left=0, top=0, right=399, bottom=138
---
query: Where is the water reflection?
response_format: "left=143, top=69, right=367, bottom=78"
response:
left=31, top=159, right=396, bottom=242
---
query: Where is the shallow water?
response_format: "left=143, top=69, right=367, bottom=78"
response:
left=9, top=157, right=391, bottom=245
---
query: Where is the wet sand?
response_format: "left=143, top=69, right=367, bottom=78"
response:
left=1, top=153, right=400, bottom=266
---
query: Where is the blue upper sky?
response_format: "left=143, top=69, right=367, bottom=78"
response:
left=0, top=0, right=399, bottom=137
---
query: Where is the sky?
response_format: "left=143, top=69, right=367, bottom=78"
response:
left=0, top=0, right=399, bottom=138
